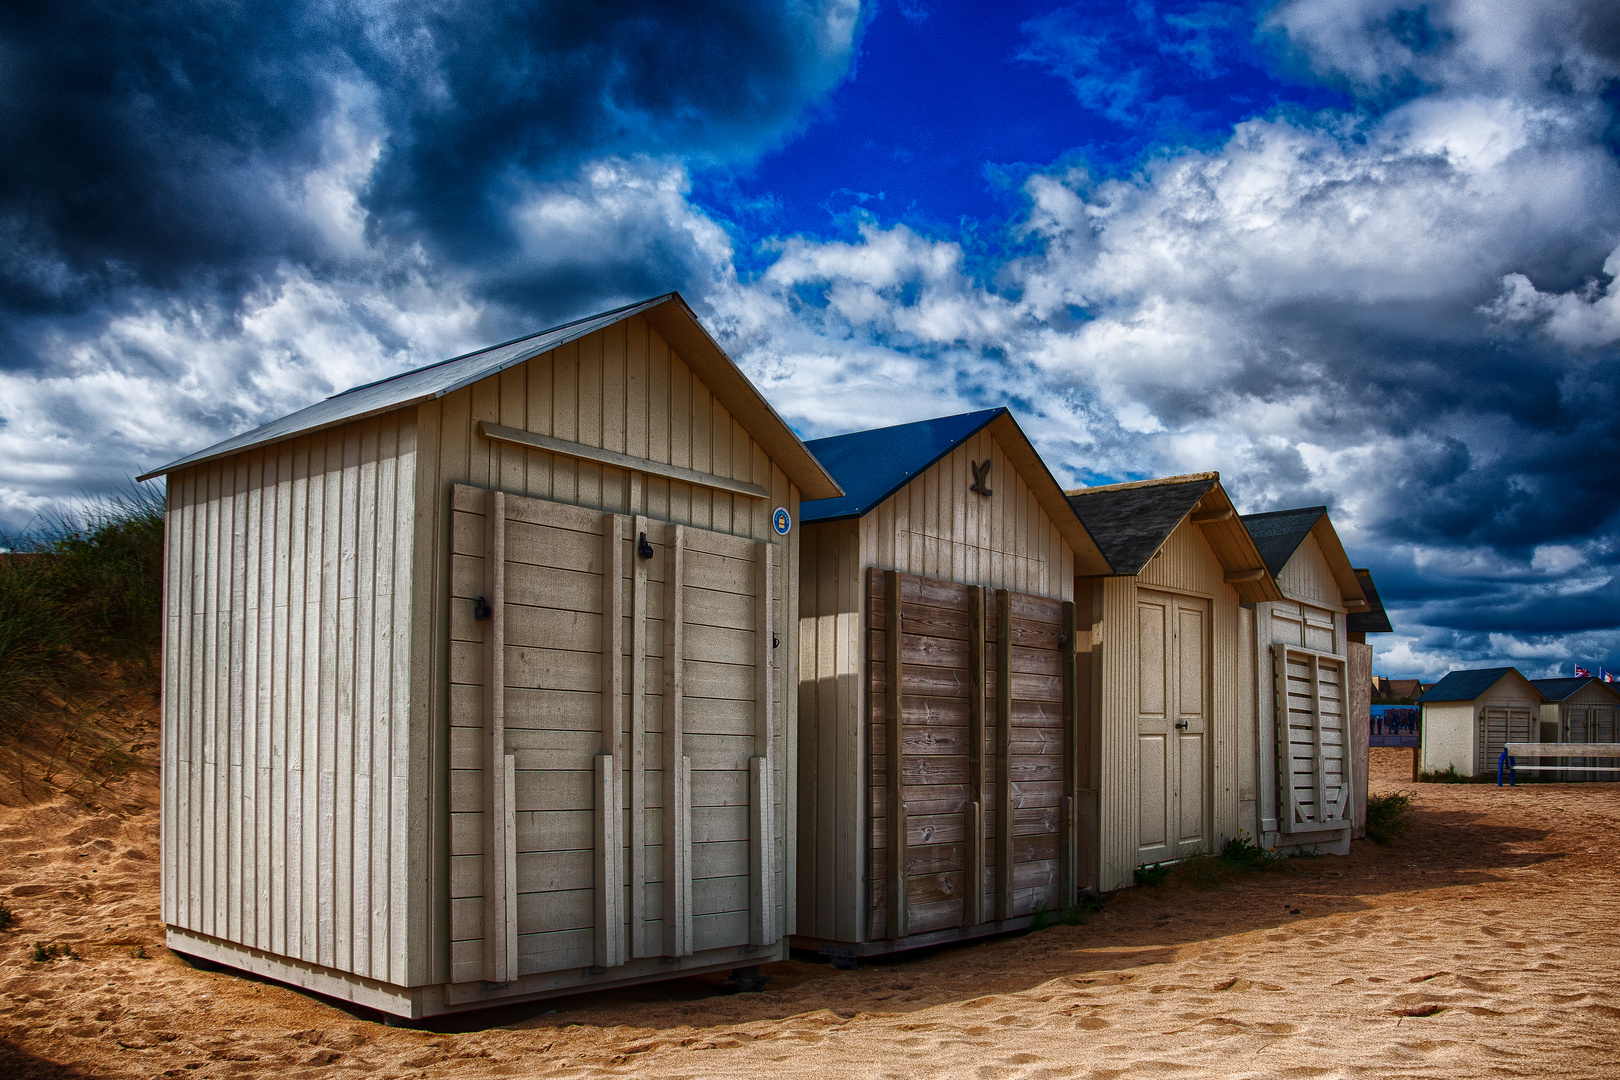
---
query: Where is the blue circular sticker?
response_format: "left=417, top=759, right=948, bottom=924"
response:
left=772, top=506, right=791, bottom=536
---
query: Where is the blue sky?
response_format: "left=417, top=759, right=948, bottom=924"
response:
left=1, top=0, right=1619, bottom=680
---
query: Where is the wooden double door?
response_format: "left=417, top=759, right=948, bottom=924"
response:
left=865, top=569, right=1078, bottom=942
left=447, top=485, right=784, bottom=985
left=1136, top=590, right=1210, bottom=864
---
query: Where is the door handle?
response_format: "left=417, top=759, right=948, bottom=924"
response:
left=1175, top=721, right=1190, bottom=730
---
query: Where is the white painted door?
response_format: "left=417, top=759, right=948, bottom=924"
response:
left=1136, top=590, right=1210, bottom=865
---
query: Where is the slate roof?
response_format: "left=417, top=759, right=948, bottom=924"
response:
left=1418, top=668, right=1546, bottom=704
left=1241, top=506, right=1327, bottom=578
left=1348, top=569, right=1393, bottom=634
left=1531, top=676, right=1620, bottom=702
left=799, top=408, right=1003, bottom=522
left=1063, top=475, right=1215, bottom=575
left=137, top=293, right=843, bottom=498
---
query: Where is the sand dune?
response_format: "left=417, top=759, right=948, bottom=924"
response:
left=3, top=748, right=1617, bottom=1078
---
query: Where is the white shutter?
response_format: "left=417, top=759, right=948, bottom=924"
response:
left=1272, top=645, right=1351, bottom=833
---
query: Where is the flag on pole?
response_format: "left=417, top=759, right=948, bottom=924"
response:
left=1575, top=666, right=1591, bottom=678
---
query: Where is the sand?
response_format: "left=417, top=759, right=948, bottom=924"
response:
left=2, top=746, right=1618, bottom=1079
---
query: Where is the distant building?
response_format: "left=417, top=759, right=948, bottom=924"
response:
left=1530, top=676, right=1620, bottom=782
left=1417, top=669, right=1550, bottom=777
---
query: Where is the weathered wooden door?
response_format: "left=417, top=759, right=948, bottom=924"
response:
left=447, top=485, right=782, bottom=985
left=1136, top=590, right=1209, bottom=864
left=866, top=569, right=1077, bottom=941
left=1477, top=706, right=1534, bottom=778
left=1274, top=646, right=1351, bottom=834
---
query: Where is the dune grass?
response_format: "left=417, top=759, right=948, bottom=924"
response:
left=0, top=491, right=164, bottom=740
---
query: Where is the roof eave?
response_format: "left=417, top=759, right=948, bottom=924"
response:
left=1190, top=482, right=1284, bottom=603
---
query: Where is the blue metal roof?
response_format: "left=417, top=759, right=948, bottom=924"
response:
left=1418, top=668, right=1540, bottom=703
left=799, top=408, right=1005, bottom=522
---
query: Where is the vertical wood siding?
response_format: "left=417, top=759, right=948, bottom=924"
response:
left=162, top=414, right=419, bottom=985
left=414, top=315, right=800, bottom=984
left=795, top=427, right=1076, bottom=943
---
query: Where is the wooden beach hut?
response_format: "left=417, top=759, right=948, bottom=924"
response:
left=1529, top=676, right=1620, bottom=781
left=136, top=293, right=842, bottom=1018
left=1239, top=508, right=1369, bottom=854
left=1417, top=669, right=1550, bottom=778
left=1064, top=474, right=1281, bottom=891
left=1347, top=567, right=1395, bottom=823
left=792, top=409, right=1112, bottom=957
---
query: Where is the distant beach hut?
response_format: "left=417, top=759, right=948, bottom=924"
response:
left=1529, top=676, right=1620, bottom=781
left=793, top=409, right=1112, bottom=957
left=1417, top=669, right=1550, bottom=778
left=1065, top=474, right=1280, bottom=890
left=136, top=293, right=842, bottom=1018
left=1239, top=507, right=1369, bottom=854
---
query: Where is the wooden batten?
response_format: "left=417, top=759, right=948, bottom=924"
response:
left=884, top=570, right=907, bottom=940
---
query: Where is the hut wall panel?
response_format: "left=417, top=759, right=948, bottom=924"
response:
left=796, top=519, right=866, bottom=942
left=855, top=431, right=1074, bottom=601
left=1278, top=535, right=1339, bottom=609
left=1095, top=576, right=1140, bottom=892
left=419, top=315, right=799, bottom=981
left=161, top=413, right=419, bottom=986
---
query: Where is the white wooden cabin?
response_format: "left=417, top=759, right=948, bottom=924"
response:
left=1417, top=669, right=1550, bottom=778
left=793, top=409, right=1112, bottom=956
left=1240, top=508, right=1370, bottom=855
left=1346, top=568, right=1394, bottom=833
left=1529, top=676, right=1620, bottom=781
left=136, top=294, right=842, bottom=1018
left=1064, top=474, right=1282, bottom=891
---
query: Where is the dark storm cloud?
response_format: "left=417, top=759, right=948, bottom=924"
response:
left=0, top=0, right=860, bottom=361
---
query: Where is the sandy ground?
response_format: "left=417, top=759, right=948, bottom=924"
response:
left=2, top=747, right=1617, bottom=1079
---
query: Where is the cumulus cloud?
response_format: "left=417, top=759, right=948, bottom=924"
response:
left=3, top=0, right=1618, bottom=679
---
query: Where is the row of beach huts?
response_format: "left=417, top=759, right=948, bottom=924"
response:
left=137, top=295, right=1397, bottom=1019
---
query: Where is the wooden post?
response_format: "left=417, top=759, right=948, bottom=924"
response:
left=749, top=541, right=777, bottom=946
left=661, top=525, right=693, bottom=957
left=885, top=570, right=907, bottom=941
left=995, top=588, right=1013, bottom=922
left=482, top=490, right=517, bottom=984
left=595, top=515, right=625, bottom=969
left=965, top=585, right=986, bottom=927
left=628, top=515, right=650, bottom=957
left=1060, top=600, right=1078, bottom=907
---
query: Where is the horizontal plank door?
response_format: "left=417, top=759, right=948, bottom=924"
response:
left=866, top=568, right=1072, bottom=941
left=447, top=484, right=783, bottom=983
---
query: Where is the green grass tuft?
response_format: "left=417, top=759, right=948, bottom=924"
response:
left=1365, top=791, right=1412, bottom=845
left=0, top=899, right=11, bottom=931
left=0, top=490, right=164, bottom=739
left=1134, top=863, right=1173, bottom=887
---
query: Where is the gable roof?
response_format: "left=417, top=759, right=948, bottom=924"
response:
left=137, top=293, right=843, bottom=500
left=1240, top=506, right=1367, bottom=611
left=1531, top=676, right=1620, bottom=703
left=1418, top=667, right=1548, bottom=704
left=800, top=408, right=1111, bottom=574
left=1064, top=473, right=1282, bottom=603
left=1348, top=569, right=1393, bottom=634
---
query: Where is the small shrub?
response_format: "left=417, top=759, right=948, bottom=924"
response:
left=1365, top=791, right=1412, bottom=845
left=1418, top=764, right=1486, bottom=784
left=130, top=944, right=148, bottom=959
left=1218, top=835, right=1290, bottom=872
left=1134, top=863, right=1172, bottom=887
left=1290, top=845, right=1323, bottom=860
left=31, top=941, right=55, bottom=962
left=0, top=899, right=11, bottom=931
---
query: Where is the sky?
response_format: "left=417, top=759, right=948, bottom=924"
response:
left=2, top=0, right=1619, bottom=680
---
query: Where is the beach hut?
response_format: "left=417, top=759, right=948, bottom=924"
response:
left=792, top=409, right=1112, bottom=957
left=1064, top=474, right=1281, bottom=891
left=1529, top=676, right=1620, bottom=781
left=1417, top=669, right=1550, bottom=778
left=135, top=293, right=843, bottom=1018
left=1347, top=567, right=1399, bottom=800
left=1239, top=508, right=1369, bottom=853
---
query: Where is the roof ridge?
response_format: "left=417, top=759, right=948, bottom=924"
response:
left=1063, top=471, right=1219, bottom=496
